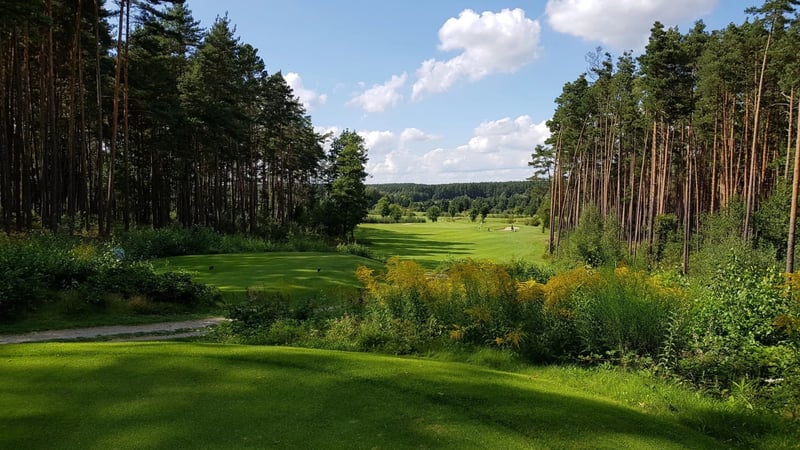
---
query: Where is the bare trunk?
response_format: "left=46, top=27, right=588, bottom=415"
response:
left=744, top=29, right=771, bottom=239
left=787, top=97, right=800, bottom=273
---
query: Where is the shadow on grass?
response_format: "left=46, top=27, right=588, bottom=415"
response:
left=3, top=344, right=787, bottom=449
left=356, top=227, right=472, bottom=265
left=156, top=252, right=383, bottom=301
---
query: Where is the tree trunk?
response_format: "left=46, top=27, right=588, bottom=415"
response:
left=744, top=28, right=772, bottom=239
left=106, top=0, right=126, bottom=235
left=787, top=96, right=800, bottom=273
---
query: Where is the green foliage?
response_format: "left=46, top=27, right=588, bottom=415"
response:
left=754, top=181, right=791, bottom=259
left=571, top=268, right=679, bottom=358
left=425, top=205, right=441, bottom=222
left=375, top=196, right=391, bottom=218
left=336, top=242, right=375, bottom=259
left=388, top=203, right=403, bottom=222
left=320, top=130, right=370, bottom=240
left=679, top=258, right=794, bottom=389
left=652, top=213, right=679, bottom=262
left=571, top=206, right=623, bottom=267
left=361, top=214, right=425, bottom=224
left=116, top=226, right=224, bottom=260
left=116, top=225, right=332, bottom=260
left=227, top=292, right=292, bottom=336
left=692, top=202, right=777, bottom=281
left=539, top=267, right=683, bottom=361
left=0, top=234, right=217, bottom=320
left=504, top=258, right=555, bottom=284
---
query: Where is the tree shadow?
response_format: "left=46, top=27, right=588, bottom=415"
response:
left=358, top=227, right=472, bottom=266
left=2, top=344, right=789, bottom=449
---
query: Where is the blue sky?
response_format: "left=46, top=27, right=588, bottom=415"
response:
left=185, top=0, right=750, bottom=184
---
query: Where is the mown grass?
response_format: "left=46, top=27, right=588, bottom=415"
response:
left=153, top=252, right=384, bottom=301
left=356, top=218, right=549, bottom=268
left=4, top=343, right=792, bottom=449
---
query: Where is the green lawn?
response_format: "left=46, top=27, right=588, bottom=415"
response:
left=154, top=252, right=384, bottom=298
left=356, top=218, right=550, bottom=268
left=4, top=343, right=790, bottom=449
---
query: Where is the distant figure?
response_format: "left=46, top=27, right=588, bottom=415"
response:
left=209, top=265, right=214, bottom=271
left=317, top=267, right=321, bottom=272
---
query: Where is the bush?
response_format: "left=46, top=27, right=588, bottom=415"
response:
left=116, top=226, right=224, bottom=260
left=361, top=215, right=426, bottom=224
left=0, top=234, right=102, bottom=318
left=570, top=267, right=681, bottom=358
left=116, top=225, right=332, bottom=259
left=504, top=258, right=555, bottom=284
left=227, top=292, right=292, bottom=336
left=0, top=233, right=219, bottom=320
left=336, top=243, right=375, bottom=259
left=678, top=258, right=793, bottom=390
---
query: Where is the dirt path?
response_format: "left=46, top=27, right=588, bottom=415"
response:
left=0, top=317, right=229, bottom=344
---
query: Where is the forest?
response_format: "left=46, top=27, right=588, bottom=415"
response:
left=0, top=0, right=370, bottom=240
left=366, top=180, right=548, bottom=218
left=534, top=1, right=800, bottom=273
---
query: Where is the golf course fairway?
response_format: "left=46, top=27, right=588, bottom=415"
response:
left=0, top=343, right=738, bottom=449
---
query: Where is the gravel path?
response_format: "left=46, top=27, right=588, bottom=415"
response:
left=0, top=317, right=229, bottom=344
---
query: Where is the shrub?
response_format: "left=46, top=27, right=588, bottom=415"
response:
left=504, top=258, right=555, bottom=284
left=0, top=234, right=97, bottom=318
left=361, top=215, right=426, bottom=224
left=227, top=292, right=292, bottom=336
left=678, top=257, right=794, bottom=390
left=537, top=267, right=684, bottom=361
left=336, top=243, right=375, bottom=259
left=570, top=267, right=681, bottom=358
left=116, top=226, right=223, bottom=260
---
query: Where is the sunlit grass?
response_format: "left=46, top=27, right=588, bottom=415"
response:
left=154, top=252, right=384, bottom=300
left=3, top=343, right=790, bottom=449
left=356, top=217, right=550, bottom=268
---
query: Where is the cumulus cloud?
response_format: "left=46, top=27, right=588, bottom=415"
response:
left=359, top=130, right=398, bottom=153
left=365, top=116, right=550, bottom=184
left=284, top=72, right=328, bottom=112
left=411, top=8, right=542, bottom=101
left=400, top=128, right=438, bottom=143
left=545, top=0, right=717, bottom=49
left=348, top=73, right=408, bottom=113
left=356, top=128, right=438, bottom=155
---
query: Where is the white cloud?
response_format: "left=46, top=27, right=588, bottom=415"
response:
left=400, top=128, right=438, bottom=144
left=365, top=116, right=550, bottom=184
left=284, top=72, right=328, bottom=112
left=359, top=130, right=397, bottom=153
left=348, top=73, right=408, bottom=113
left=545, top=0, right=717, bottom=49
left=411, top=8, right=542, bottom=101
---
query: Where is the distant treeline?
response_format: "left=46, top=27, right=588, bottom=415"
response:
left=366, top=180, right=549, bottom=216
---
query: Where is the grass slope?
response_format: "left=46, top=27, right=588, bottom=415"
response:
left=155, top=252, right=384, bottom=298
left=356, top=219, right=549, bottom=268
left=0, top=343, right=748, bottom=450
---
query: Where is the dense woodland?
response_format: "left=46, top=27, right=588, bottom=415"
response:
left=0, top=0, right=370, bottom=239
left=534, top=1, right=800, bottom=272
left=4, top=0, right=800, bottom=267
left=366, top=181, right=548, bottom=217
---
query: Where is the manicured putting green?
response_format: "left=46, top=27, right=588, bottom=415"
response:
left=0, top=343, right=730, bottom=449
left=356, top=218, right=550, bottom=268
left=155, top=252, right=383, bottom=296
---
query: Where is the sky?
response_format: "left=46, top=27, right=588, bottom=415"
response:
left=185, top=0, right=751, bottom=185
